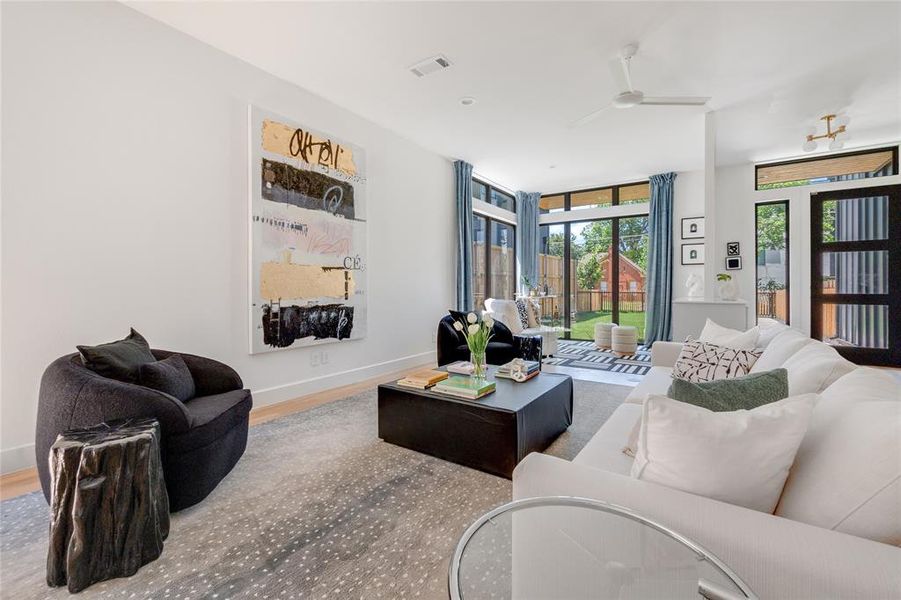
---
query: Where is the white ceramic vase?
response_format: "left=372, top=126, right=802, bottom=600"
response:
left=718, top=279, right=739, bottom=301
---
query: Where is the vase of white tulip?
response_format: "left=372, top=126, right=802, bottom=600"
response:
left=453, top=312, right=494, bottom=380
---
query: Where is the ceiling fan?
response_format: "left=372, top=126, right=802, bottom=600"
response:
left=572, top=43, right=710, bottom=127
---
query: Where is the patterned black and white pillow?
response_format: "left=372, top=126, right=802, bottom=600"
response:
left=673, top=338, right=762, bottom=383
left=514, top=299, right=530, bottom=329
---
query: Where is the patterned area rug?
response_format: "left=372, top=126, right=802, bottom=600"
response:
left=544, top=340, right=652, bottom=376
left=0, top=379, right=630, bottom=600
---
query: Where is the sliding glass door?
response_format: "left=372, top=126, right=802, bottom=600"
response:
left=540, top=216, right=648, bottom=341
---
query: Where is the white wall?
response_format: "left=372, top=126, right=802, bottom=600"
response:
left=0, top=2, right=455, bottom=473
left=672, top=169, right=705, bottom=297
left=715, top=158, right=900, bottom=334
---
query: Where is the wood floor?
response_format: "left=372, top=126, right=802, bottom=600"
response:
left=0, top=363, right=432, bottom=502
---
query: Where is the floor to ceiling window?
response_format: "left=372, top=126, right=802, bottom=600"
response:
left=755, top=201, right=790, bottom=324
left=538, top=181, right=651, bottom=342
left=472, top=179, right=516, bottom=309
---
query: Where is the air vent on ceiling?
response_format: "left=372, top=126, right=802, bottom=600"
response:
left=409, top=54, right=452, bottom=78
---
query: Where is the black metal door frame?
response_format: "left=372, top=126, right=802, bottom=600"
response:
left=810, top=184, right=900, bottom=366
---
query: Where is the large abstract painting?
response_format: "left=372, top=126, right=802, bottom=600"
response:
left=249, top=106, right=367, bottom=353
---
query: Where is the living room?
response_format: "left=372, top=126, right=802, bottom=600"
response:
left=1, top=1, right=899, bottom=599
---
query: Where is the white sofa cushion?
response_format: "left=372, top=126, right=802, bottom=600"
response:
left=699, top=318, right=760, bottom=350
left=572, top=403, right=640, bottom=475
left=750, top=328, right=809, bottom=373
left=776, top=367, right=901, bottom=545
left=631, top=393, right=817, bottom=513
left=624, top=365, right=672, bottom=404
left=756, top=318, right=790, bottom=348
left=780, top=340, right=858, bottom=395
left=484, top=298, right=522, bottom=334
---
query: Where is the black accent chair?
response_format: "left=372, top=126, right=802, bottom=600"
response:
left=36, top=350, right=251, bottom=512
left=437, top=315, right=542, bottom=367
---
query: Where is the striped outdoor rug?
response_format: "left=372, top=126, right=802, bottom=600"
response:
left=544, top=340, right=652, bottom=375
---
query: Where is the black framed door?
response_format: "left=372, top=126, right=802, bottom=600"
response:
left=810, top=184, right=900, bottom=366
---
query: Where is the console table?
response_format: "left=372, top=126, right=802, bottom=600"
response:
left=671, top=298, right=750, bottom=341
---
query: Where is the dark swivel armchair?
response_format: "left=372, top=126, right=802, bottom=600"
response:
left=437, top=315, right=542, bottom=367
left=36, top=350, right=252, bottom=512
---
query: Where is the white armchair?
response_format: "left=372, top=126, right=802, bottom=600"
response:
left=484, top=298, right=562, bottom=356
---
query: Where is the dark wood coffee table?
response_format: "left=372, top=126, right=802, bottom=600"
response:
left=377, top=367, right=573, bottom=478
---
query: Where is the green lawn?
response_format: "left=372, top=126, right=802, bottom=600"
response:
left=569, top=311, right=646, bottom=342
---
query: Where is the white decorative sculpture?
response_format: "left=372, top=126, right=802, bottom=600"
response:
left=685, top=273, right=704, bottom=298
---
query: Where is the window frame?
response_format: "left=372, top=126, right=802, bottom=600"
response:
left=541, top=180, right=650, bottom=213
left=754, top=199, right=791, bottom=326
left=754, top=146, right=898, bottom=191
left=474, top=178, right=516, bottom=213
left=810, top=184, right=900, bottom=366
left=472, top=178, right=517, bottom=306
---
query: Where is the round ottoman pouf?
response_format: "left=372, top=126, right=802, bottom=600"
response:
left=611, top=325, right=638, bottom=356
left=594, top=322, right=618, bottom=349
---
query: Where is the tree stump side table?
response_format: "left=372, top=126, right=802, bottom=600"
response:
left=47, top=418, right=170, bottom=593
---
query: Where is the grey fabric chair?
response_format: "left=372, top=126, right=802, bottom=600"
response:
left=36, top=350, right=252, bottom=512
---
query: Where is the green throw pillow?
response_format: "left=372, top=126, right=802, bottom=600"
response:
left=667, top=368, right=789, bottom=412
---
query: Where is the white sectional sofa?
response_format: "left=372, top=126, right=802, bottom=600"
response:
left=513, top=324, right=901, bottom=599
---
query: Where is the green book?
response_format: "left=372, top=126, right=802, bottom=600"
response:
left=433, top=375, right=495, bottom=398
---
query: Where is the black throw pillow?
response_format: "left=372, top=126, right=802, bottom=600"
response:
left=77, top=328, right=156, bottom=383
left=138, top=354, right=196, bottom=402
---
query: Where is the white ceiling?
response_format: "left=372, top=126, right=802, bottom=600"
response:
left=128, top=1, right=900, bottom=192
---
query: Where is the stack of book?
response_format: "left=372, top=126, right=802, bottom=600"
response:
left=395, top=369, right=449, bottom=390
left=432, top=375, right=496, bottom=400
left=496, top=359, right=541, bottom=382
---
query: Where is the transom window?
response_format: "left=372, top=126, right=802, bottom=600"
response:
left=756, top=147, right=897, bottom=190
left=472, top=179, right=516, bottom=307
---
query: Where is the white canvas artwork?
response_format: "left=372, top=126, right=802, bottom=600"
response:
left=248, top=106, right=367, bottom=354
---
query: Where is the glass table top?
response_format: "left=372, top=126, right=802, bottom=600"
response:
left=449, top=497, right=757, bottom=600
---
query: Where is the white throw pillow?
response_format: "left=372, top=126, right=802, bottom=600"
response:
left=756, top=319, right=790, bottom=348
left=698, top=319, right=760, bottom=350
left=485, top=299, right=523, bottom=334
left=750, top=328, right=809, bottom=373
left=672, top=338, right=761, bottom=383
left=775, top=368, right=901, bottom=545
left=781, top=341, right=858, bottom=395
left=631, top=394, right=817, bottom=513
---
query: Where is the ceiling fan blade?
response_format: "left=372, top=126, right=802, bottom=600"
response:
left=569, top=104, right=613, bottom=128
left=639, top=96, right=710, bottom=106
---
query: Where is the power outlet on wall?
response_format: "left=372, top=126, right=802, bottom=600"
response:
left=310, top=351, right=329, bottom=367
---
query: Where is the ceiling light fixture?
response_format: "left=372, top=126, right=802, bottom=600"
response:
left=803, top=113, right=850, bottom=152
left=460, top=97, right=476, bottom=106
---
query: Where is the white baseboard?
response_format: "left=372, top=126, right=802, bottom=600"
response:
left=0, top=350, right=437, bottom=476
left=1, top=443, right=36, bottom=476
left=251, top=350, right=436, bottom=408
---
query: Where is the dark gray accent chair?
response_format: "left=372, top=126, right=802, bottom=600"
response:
left=436, top=315, right=542, bottom=367
left=36, top=350, right=251, bottom=512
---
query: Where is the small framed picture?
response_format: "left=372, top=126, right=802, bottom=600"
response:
left=681, top=217, right=704, bottom=239
left=681, top=243, right=705, bottom=265
left=727, top=242, right=740, bottom=256
left=725, top=256, right=742, bottom=270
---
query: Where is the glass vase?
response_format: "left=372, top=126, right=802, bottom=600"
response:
left=470, top=350, right=487, bottom=381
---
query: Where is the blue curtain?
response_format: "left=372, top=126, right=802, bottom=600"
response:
left=454, top=161, right=474, bottom=311
left=644, top=172, right=677, bottom=344
left=516, top=191, right=541, bottom=293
